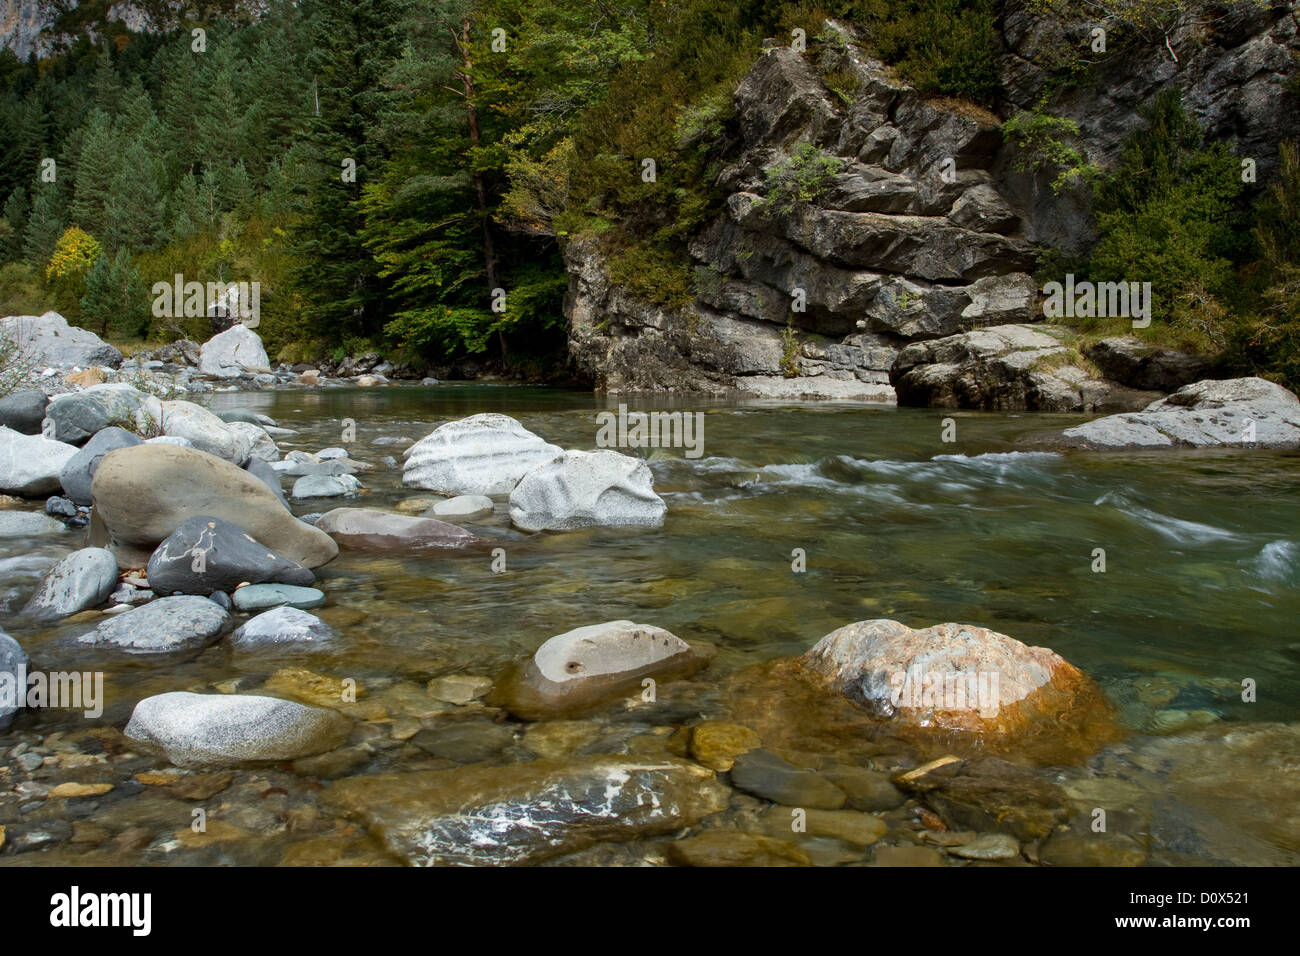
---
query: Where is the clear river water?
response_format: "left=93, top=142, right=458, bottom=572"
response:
left=2, top=384, right=1298, bottom=866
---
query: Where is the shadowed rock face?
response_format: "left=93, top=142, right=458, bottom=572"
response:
left=890, top=324, right=1160, bottom=412
left=90, top=443, right=339, bottom=569
left=489, top=620, right=707, bottom=719
left=323, top=756, right=729, bottom=866
left=798, top=618, right=1118, bottom=757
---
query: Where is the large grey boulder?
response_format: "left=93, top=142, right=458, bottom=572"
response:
left=509, top=449, right=667, bottom=531
left=402, top=413, right=562, bottom=496
left=58, top=426, right=141, bottom=505
left=489, top=620, right=706, bottom=719
left=0, top=389, right=49, bottom=434
left=226, top=421, right=280, bottom=462
left=324, top=756, right=728, bottom=866
left=159, top=400, right=253, bottom=463
left=77, top=595, right=229, bottom=654
left=124, top=691, right=349, bottom=768
left=89, top=443, right=339, bottom=569
left=146, top=515, right=315, bottom=596
left=22, top=547, right=119, bottom=621
left=0, top=312, right=122, bottom=368
left=0, top=426, right=79, bottom=496
left=0, top=631, right=27, bottom=730
left=1059, top=377, right=1300, bottom=450
left=42, top=384, right=160, bottom=445
left=198, top=325, right=270, bottom=378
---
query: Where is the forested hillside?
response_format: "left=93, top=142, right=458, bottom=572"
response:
left=0, top=0, right=1297, bottom=386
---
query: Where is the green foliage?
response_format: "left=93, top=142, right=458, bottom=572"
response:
left=80, top=248, right=149, bottom=338
left=1001, top=108, right=1100, bottom=193
left=605, top=241, right=694, bottom=310
left=849, top=0, right=1000, bottom=104
left=1227, top=140, right=1300, bottom=390
left=781, top=320, right=801, bottom=377
left=761, top=142, right=846, bottom=214
left=1086, top=90, right=1248, bottom=342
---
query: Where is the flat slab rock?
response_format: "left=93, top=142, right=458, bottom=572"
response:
left=1058, top=376, right=1300, bottom=449
left=125, top=691, right=349, bottom=768
left=77, top=595, right=229, bottom=654
left=324, top=756, right=728, bottom=866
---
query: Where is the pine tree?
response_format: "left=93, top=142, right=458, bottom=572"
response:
left=290, top=0, right=409, bottom=342
left=80, top=248, right=149, bottom=338
left=1, top=187, right=29, bottom=261
left=23, top=186, right=64, bottom=266
left=70, top=110, right=117, bottom=238
left=104, top=139, right=165, bottom=252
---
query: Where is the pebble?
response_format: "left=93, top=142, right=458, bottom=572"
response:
left=729, top=749, right=847, bottom=810
left=948, top=833, right=1021, bottom=860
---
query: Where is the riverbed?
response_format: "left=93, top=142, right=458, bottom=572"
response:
left=2, top=384, right=1298, bottom=866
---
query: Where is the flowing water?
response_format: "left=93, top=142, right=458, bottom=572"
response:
left=3, top=384, right=1299, bottom=866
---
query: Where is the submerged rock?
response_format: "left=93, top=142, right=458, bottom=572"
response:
left=89, top=443, right=338, bottom=569
left=314, top=507, right=478, bottom=552
left=402, top=413, right=562, bottom=496
left=892, top=755, right=1072, bottom=842
left=729, top=749, right=847, bottom=809
left=489, top=620, right=707, bottom=719
left=800, top=618, right=1115, bottom=756
left=230, top=607, right=336, bottom=649
left=231, top=583, right=325, bottom=612
left=508, top=449, right=667, bottom=531
left=324, top=756, right=728, bottom=865
left=125, top=691, right=349, bottom=768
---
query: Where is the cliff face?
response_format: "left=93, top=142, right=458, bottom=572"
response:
left=1, top=1, right=187, bottom=60
left=0, top=0, right=54, bottom=59
left=563, top=6, right=1300, bottom=404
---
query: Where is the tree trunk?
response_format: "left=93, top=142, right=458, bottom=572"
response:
left=457, top=18, right=507, bottom=365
